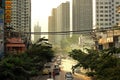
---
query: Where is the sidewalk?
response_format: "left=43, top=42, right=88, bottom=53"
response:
left=73, top=73, right=92, bottom=80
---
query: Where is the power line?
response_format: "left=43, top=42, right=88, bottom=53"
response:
left=24, top=26, right=120, bottom=35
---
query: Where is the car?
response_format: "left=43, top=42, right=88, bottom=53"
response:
left=47, top=78, right=54, bottom=80
left=54, top=64, right=60, bottom=69
left=53, top=68, right=60, bottom=75
left=57, top=60, right=61, bottom=65
left=54, top=64, right=61, bottom=70
left=65, top=72, right=73, bottom=80
left=42, top=68, right=50, bottom=75
left=42, top=63, right=51, bottom=75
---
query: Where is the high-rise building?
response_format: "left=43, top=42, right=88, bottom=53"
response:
left=72, top=0, right=93, bottom=32
left=48, top=8, right=57, bottom=45
left=34, top=22, right=41, bottom=43
left=48, top=2, right=70, bottom=46
left=5, top=0, right=31, bottom=40
left=96, top=0, right=120, bottom=28
left=56, top=1, right=70, bottom=46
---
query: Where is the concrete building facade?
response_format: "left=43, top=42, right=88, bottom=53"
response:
left=34, top=22, right=41, bottom=43
left=56, top=1, right=70, bottom=46
left=48, top=8, right=57, bottom=45
left=5, top=0, right=31, bottom=40
left=72, top=0, right=93, bottom=32
left=96, top=0, right=120, bottom=28
left=48, top=2, right=70, bottom=47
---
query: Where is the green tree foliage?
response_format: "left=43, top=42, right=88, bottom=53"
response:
left=0, top=53, right=36, bottom=80
left=69, top=47, right=120, bottom=80
left=26, top=37, right=54, bottom=63
left=0, top=37, right=55, bottom=80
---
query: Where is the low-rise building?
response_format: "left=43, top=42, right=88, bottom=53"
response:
left=6, top=37, right=26, bottom=54
left=97, top=29, right=120, bottom=50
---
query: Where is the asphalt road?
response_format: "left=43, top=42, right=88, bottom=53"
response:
left=31, top=58, right=91, bottom=80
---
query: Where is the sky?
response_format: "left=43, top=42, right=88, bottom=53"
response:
left=31, top=0, right=71, bottom=32
left=31, top=0, right=95, bottom=39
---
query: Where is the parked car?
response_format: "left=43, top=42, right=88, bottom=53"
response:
left=65, top=72, right=73, bottom=80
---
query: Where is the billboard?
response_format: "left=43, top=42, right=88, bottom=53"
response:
left=0, top=9, right=4, bottom=58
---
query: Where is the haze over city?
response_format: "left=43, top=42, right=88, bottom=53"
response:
left=31, top=0, right=71, bottom=32
left=0, top=0, right=120, bottom=80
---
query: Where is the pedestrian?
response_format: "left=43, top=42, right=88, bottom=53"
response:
left=52, top=71, right=55, bottom=80
left=48, top=71, right=51, bottom=78
left=71, top=65, right=75, bottom=74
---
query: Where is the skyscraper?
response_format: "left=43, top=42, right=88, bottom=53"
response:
left=34, top=22, right=41, bottom=43
left=56, top=1, right=70, bottom=46
left=48, top=8, right=57, bottom=45
left=5, top=0, right=31, bottom=40
left=72, top=0, right=93, bottom=32
left=48, top=1, right=70, bottom=46
left=96, top=0, right=120, bottom=28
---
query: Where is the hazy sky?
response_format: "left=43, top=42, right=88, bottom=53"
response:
left=31, top=0, right=71, bottom=32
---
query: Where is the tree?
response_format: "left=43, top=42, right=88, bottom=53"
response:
left=69, top=48, right=120, bottom=80
left=0, top=37, right=55, bottom=80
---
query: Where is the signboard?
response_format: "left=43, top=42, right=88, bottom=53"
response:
left=5, top=0, right=12, bottom=23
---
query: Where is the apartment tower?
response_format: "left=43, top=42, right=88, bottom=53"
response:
left=5, top=0, right=31, bottom=40
left=56, top=1, right=70, bottom=46
left=48, top=8, right=57, bottom=45
left=72, top=0, right=93, bottom=32
left=34, top=22, right=41, bottom=43
left=48, top=2, right=70, bottom=46
left=96, top=0, right=120, bottom=28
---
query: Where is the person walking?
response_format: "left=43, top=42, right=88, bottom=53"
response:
left=48, top=71, right=51, bottom=78
left=71, top=65, right=75, bottom=74
left=52, top=71, right=55, bottom=80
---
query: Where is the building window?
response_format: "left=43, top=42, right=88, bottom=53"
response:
left=105, top=19, right=108, bottom=21
left=100, top=10, right=103, bottom=13
left=116, top=2, right=119, bottom=4
left=116, top=14, right=119, bottom=17
left=116, top=23, right=118, bottom=25
left=100, top=19, right=103, bottom=21
left=105, top=15, right=108, bottom=17
left=105, top=10, right=108, bottom=13
left=100, top=23, right=103, bottom=25
left=116, top=19, right=119, bottom=21
left=100, top=15, right=103, bottom=17
left=100, top=6, right=103, bottom=8
left=100, top=2, right=103, bottom=4
left=105, top=23, right=108, bottom=25
left=105, top=6, right=108, bottom=8
left=105, top=2, right=108, bottom=4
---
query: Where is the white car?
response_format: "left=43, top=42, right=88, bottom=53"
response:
left=47, top=78, right=54, bottom=80
left=65, top=72, right=74, bottom=80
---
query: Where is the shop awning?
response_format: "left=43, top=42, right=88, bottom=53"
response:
left=6, top=44, right=25, bottom=47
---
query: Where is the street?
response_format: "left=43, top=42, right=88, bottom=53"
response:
left=31, top=58, right=91, bottom=80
